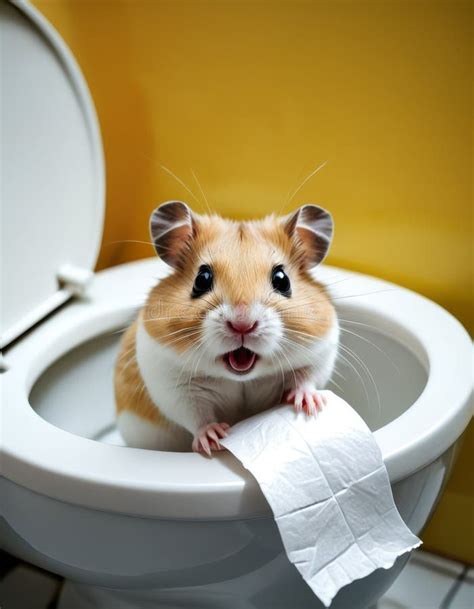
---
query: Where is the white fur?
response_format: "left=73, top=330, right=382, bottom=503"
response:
left=117, top=411, right=191, bottom=451
left=201, top=301, right=285, bottom=379
left=135, top=305, right=339, bottom=443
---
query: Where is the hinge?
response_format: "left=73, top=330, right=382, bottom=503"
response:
left=57, top=264, right=93, bottom=297
left=1, top=265, right=95, bottom=350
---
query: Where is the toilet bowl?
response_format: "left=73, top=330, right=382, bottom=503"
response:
left=2, top=259, right=473, bottom=609
left=1, top=2, right=472, bottom=609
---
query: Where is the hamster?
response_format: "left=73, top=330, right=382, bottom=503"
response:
left=114, top=201, right=339, bottom=454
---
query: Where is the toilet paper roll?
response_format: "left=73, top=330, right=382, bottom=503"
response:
left=221, top=390, right=421, bottom=607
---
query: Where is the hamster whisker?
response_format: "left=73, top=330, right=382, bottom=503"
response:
left=191, top=169, right=214, bottom=216
left=120, top=353, right=137, bottom=374
left=279, top=335, right=324, bottom=361
left=147, top=296, right=205, bottom=310
left=147, top=327, right=202, bottom=351
left=151, top=291, right=219, bottom=312
left=340, top=342, right=381, bottom=409
left=280, top=288, right=399, bottom=311
left=278, top=338, right=346, bottom=394
left=144, top=316, right=198, bottom=325
left=277, top=295, right=324, bottom=309
left=270, top=303, right=324, bottom=318
left=272, top=349, right=292, bottom=391
left=326, top=287, right=399, bottom=303
left=279, top=335, right=344, bottom=390
left=144, top=315, right=201, bottom=323
left=279, top=310, right=332, bottom=323
left=279, top=300, right=323, bottom=311
left=337, top=318, right=385, bottom=331
left=151, top=327, right=202, bottom=340
left=284, top=328, right=376, bottom=412
left=174, top=336, right=207, bottom=390
left=163, top=331, right=203, bottom=349
left=145, top=298, right=215, bottom=318
left=278, top=339, right=318, bottom=373
left=135, top=381, right=148, bottom=406
left=327, top=372, right=345, bottom=390
left=284, top=327, right=328, bottom=343
left=338, top=343, right=381, bottom=422
left=117, top=354, right=136, bottom=373
left=160, top=164, right=201, bottom=205
left=332, top=361, right=347, bottom=382
left=162, top=335, right=203, bottom=350
left=286, top=288, right=400, bottom=310
left=126, top=374, right=146, bottom=406
left=110, top=325, right=134, bottom=336
left=117, top=344, right=137, bottom=360
left=338, top=326, right=400, bottom=374
left=275, top=344, right=298, bottom=389
left=190, top=332, right=219, bottom=390
left=269, top=351, right=286, bottom=389
left=107, top=313, right=141, bottom=336
left=185, top=334, right=215, bottom=389
left=325, top=365, right=345, bottom=393
left=287, top=320, right=372, bottom=350
left=334, top=348, right=372, bottom=412
left=326, top=377, right=344, bottom=394
left=117, top=343, right=145, bottom=368
left=316, top=273, right=354, bottom=285
left=285, top=325, right=384, bottom=413
left=282, top=316, right=334, bottom=326
left=313, top=276, right=354, bottom=290
left=191, top=332, right=215, bottom=379
left=283, top=160, right=328, bottom=212
left=106, top=239, right=156, bottom=248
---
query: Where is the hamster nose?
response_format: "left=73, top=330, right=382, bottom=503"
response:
left=227, top=320, right=259, bottom=335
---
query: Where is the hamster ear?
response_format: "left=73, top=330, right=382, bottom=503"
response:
left=283, top=204, right=334, bottom=268
left=150, top=201, right=197, bottom=268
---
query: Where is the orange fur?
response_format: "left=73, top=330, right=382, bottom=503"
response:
left=114, top=321, right=169, bottom=425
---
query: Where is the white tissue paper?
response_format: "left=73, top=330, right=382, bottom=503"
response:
left=221, top=390, right=421, bottom=607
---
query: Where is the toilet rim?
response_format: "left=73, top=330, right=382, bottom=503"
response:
left=2, top=260, right=473, bottom=520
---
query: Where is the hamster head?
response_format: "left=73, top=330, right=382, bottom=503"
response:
left=143, top=201, right=337, bottom=381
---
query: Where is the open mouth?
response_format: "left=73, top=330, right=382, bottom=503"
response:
left=224, top=347, right=258, bottom=374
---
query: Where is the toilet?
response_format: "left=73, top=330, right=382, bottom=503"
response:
left=1, top=2, right=472, bottom=609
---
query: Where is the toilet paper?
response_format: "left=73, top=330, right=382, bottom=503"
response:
left=221, top=390, right=421, bottom=607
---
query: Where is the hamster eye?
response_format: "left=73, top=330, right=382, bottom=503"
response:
left=192, top=265, right=213, bottom=298
left=271, top=265, right=291, bottom=297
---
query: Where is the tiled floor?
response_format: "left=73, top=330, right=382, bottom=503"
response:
left=378, top=551, right=473, bottom=609
left=0, top=550, right=472, bottom=609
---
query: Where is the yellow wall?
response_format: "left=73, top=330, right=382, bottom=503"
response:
left=33, top=1, right=472, bottom=562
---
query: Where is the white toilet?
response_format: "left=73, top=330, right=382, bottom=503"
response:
left=1, top=2, right=472, bottom=609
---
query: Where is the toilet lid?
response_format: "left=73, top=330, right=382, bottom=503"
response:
left=0, top=1, right=104, bottom=348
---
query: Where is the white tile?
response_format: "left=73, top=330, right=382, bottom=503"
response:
left=450, top=568, right=474, bottom=609
left=378, top=550, right=462, bottom=609
left=466, top=567, right=474, bottom=584
left=0, top=564, right=59, bottom=609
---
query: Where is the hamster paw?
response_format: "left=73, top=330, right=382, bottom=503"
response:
left=284, top=386, right=326, bottom=416
left=192, top=422, right=230, bottom=456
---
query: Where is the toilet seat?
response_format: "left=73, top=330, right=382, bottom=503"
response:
left=2, top=259, right=472, bottom=520
left=1, top=0, right=104, bottom=349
